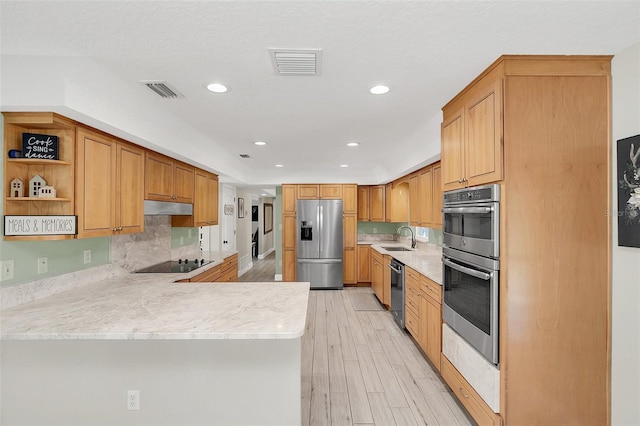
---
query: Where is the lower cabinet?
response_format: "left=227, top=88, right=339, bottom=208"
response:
left=371, top=249, right=384, bottom=303
left=180, top=254, right=238, bottom=283
left=357, top=244, right=371, bottom=283
left=404, top=266, right=442, bottom=371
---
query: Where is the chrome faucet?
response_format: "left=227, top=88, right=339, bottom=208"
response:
left=397, top=226, right=416, bottom=249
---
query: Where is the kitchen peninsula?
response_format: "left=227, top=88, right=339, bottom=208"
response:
left=1, top=276, right=310, bottom=425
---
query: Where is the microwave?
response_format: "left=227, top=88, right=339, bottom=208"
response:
left=442, top=184, right=500, bottom=259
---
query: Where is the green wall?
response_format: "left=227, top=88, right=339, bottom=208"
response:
left=357, top=221, right=408, bottom=234
left=170, top=227, right=198, bottom=249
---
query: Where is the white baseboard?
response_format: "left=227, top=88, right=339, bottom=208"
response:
left=238, top=262, right=253, bottom=277
left=274, top=274, right=282, bottom=281
left=257, top=247, right=275, bottom=260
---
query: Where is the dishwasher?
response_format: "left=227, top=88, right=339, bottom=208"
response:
left=389, top=258, right=406, bottom=329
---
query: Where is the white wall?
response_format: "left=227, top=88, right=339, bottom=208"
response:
left=611, top=42, right=640, bottom=426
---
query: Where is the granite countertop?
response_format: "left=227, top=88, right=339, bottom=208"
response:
left=370, top=242, right=443, bottom=285
left=1, top=268, right=310, bottom=340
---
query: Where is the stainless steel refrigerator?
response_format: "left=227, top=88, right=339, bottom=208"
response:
left=296, top=199, right=344, bottom=289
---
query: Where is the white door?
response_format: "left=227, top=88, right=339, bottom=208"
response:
left=221, top=184, right=236, bottom=251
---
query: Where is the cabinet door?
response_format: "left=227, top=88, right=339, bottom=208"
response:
left=282, top=185, right=297, bottom=214
left=283, top=249, right=296, bottom=282
left=370, top=185, right=385, bottom=222
left=357, top=245, right=371, bottom=283
left=409, top=174, right=420, bottom=226
left=371, top=258, right=383, bottom=302
left=283, top=215, right=297, bottom=249
left=357, top=186, right=370, bottom=221
left=465, top=79, right=503, bottom=187
left=441, top=110, right=465, bottom=191
left=384, top=183, right=393, bottom=223
left=320, top=184, right=342, bottom=199
left=194, top=171, right=211, bottom=226
left=419, top=168, right=433, bottom=226
left=297, top=185, right=319, bottom=199
left=116, top=142, right=145, bottom=234
left=173, top=162, right=195, bottom=203
left=145, top=152, right=174, bottom=201
left=383, top=255, right=391, bottom=306
left=425, top=296, right=442, bottom=370
left=342, top=184, right=357, bottom=214
left=76, top=128, right=116, bottom=238
left=431, top=163, right=443, bottom=228
left=343, top=214, right=357, bottom=249
left=209, top=175, right=219, bottom=225
left=343, top=247, right=356, bottom=284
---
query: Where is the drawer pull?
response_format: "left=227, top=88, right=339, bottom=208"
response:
left=459, top=387, right=469, bottom=399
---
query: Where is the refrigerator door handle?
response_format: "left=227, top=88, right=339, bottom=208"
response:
left=318, top=205, right=323, bottom=254
left=297, top=258, right=343, bottom=264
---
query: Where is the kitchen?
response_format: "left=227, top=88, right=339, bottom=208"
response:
left=1, top=2, right=639, bottom=425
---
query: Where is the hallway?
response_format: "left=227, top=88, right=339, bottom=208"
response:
left=238, top=251, right=276, bottom=282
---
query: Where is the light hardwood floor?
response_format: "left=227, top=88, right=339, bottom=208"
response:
left=238, top=251, right=276, bottom=282
left=302, top=287, right=473, bottom=426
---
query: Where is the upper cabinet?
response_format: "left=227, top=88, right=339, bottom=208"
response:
left=357, top=186, right=370, bottom=221
left=409, top=161, right=442, bottom=229
left=76, top=126, right=144, bottom=238
left=145, top=152, right=195, bottom=203
left=357, top=185, right=385, bottom=222
left=442, top=77, right=503, bottom=191
left=342, top=184, right=357, bottom=214
left=3, top=112, right=76, bottom=240
left=172, top=169, right=218, bottom=227
left=386, top=180, right=409, bottom=223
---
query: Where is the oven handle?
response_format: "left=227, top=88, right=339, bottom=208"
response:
left=388, top=264, right=402, bottom=274
left=442, top=206, right=493, bottom=214
left=443, top=257, right=492, bottom=281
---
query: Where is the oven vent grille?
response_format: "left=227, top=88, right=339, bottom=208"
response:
left=268, top=48, right=322, bottom=76
left=140, top=80, right=185, bottom=99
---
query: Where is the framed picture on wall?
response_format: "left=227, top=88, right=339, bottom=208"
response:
left=617, top=134, right=640, bottom=248
left=264, top=203, right=273, bottom=234
left=238, top=198, right=244, bottom=218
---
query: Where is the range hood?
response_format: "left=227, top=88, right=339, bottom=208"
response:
left=144, top=200, right=193, bottom=216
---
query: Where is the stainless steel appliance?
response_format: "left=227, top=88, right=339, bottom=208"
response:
left=442, top=184, right=500, bottom=259
left=389, top=258, right=405, bottom=329
left=442, top=247, right=499, bottom=364
left=442, top=183, right=501, bottom=365
left=135, top=258, right=211, bottom=273
left=296, top=199, right=343, bottom=289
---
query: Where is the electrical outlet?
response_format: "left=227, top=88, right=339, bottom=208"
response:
left=127, top=390, right=140, bottom=410
left=1, top=260, right=15, bottom=281
left=37, top=257, right=48, bottom=274
left=83, top=250, right=92, bottom=264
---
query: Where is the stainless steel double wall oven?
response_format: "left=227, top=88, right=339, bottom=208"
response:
left=442, top=184, right=500, bottom=365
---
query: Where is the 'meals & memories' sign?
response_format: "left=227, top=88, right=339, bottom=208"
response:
left=4, top=216, right=77, bottom=236
left=21, top=133, right=59, bottom=160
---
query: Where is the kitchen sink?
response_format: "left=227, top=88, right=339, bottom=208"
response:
left=382, top=246, right=413, bottom=251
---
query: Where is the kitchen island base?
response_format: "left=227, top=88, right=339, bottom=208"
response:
left=1, top=338, right=301, bottom=425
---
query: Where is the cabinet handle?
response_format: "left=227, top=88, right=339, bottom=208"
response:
left=117, top=227, right=123, bottom=231
left=112, top=228, right=117, bottom=232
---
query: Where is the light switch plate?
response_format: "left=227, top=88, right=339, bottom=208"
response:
left=84, top=250, right=92, bottom=264
left=1, top=260, right=15, bottom=281
left=37, top=257, right=48, bottom=274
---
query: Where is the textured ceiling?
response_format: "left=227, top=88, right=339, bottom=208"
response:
left=1, top=1, right=639, bottom=188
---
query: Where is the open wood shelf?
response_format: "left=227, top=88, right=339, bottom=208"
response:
left=6, top=158, right=72, bottom=166
left=5, top=197, right=72, bottom=202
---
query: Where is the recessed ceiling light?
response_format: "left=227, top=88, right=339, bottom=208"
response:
left=206, top=83, right=228, bottom=93
left=340, top=164, right=349, bottom=168
left=369, top=85, right=390, bottom=95
left=275, top=164, right=284, bottom=168
left=261, top=193, right=267, bottom=196
left=254, top=141, right=267, bottom=146
left=347, top=142, right=359, bottom=147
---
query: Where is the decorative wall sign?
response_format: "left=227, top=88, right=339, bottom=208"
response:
left=22, top=133, right=59, bottom=160
left=617, top=134, right=640, bottom=248
left=238, top=198, right=245, bottom=218
left=224, top=204, right=234, bottom=215
left=4, top=215, right=77, bottom=236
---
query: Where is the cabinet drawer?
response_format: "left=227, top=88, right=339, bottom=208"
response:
left=441, top=355, right=502, bottom=426
left=220, top=267, right=238, bottom=282
left=420, top=275, right=442, bottom=303
left=405, top=307, right=420, bottom=339
left=405, top=282, right=421, bottom=315
left=191, top=264, right=222, bottom=282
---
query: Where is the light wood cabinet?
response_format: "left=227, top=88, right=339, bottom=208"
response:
left=342, top=184, right=357, bottom=214
left=282, top=185, right=297, bottom=215
left=357, top=244, right=371, bottom=283
left=442, top=77, right=503, bottom=191
left=357, top=186, right=370, bottom=221
left=297, top=184, right=319, bottom=199
left=282, top=185, right=297, bottom=282
left=145, top=152, right=195, bottom=203
left=409, top=162, right=442, bottom=229
left=343, top=213, right=357, bottom=285
left=371, top=249, right=384, bottom=303
left=419, top=274, right=442, bottom=370
left=76, top=127, right=144, bottom=238
left=382, top=254, right=391, bottom=306
left=431, top=164, right=442, bottom=228
left=370, top=185, right=385, bottom=222
left=3, top=112, right=76, bottom=241
left=172, top=169, right=218, bottom=227
left=384, top=183, right=392, bottom=222
left=320, top=184, right=342, bottom=199
left=343, top=247, right=356, bottom=284
left=386, top=180, right=409, bottom=223
left=441, top=55, right=611, bottom=425
left=182, top=254, right=238, bottom=282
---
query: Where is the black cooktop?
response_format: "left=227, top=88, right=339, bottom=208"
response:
left=135, top=258, right=212, bottom=274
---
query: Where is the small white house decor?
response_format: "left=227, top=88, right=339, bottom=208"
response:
left=10, top=178, right=24, bottom=198
left=38, top=186, right=56, bottom=198
left=29, top=175, right=47, bottom=197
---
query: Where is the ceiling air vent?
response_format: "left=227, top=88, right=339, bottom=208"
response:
left=140, top=80, right=184, bottom=99
left=239, top=154, right=251, bottom=159
left=268, top=48, right=322, bottom=76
